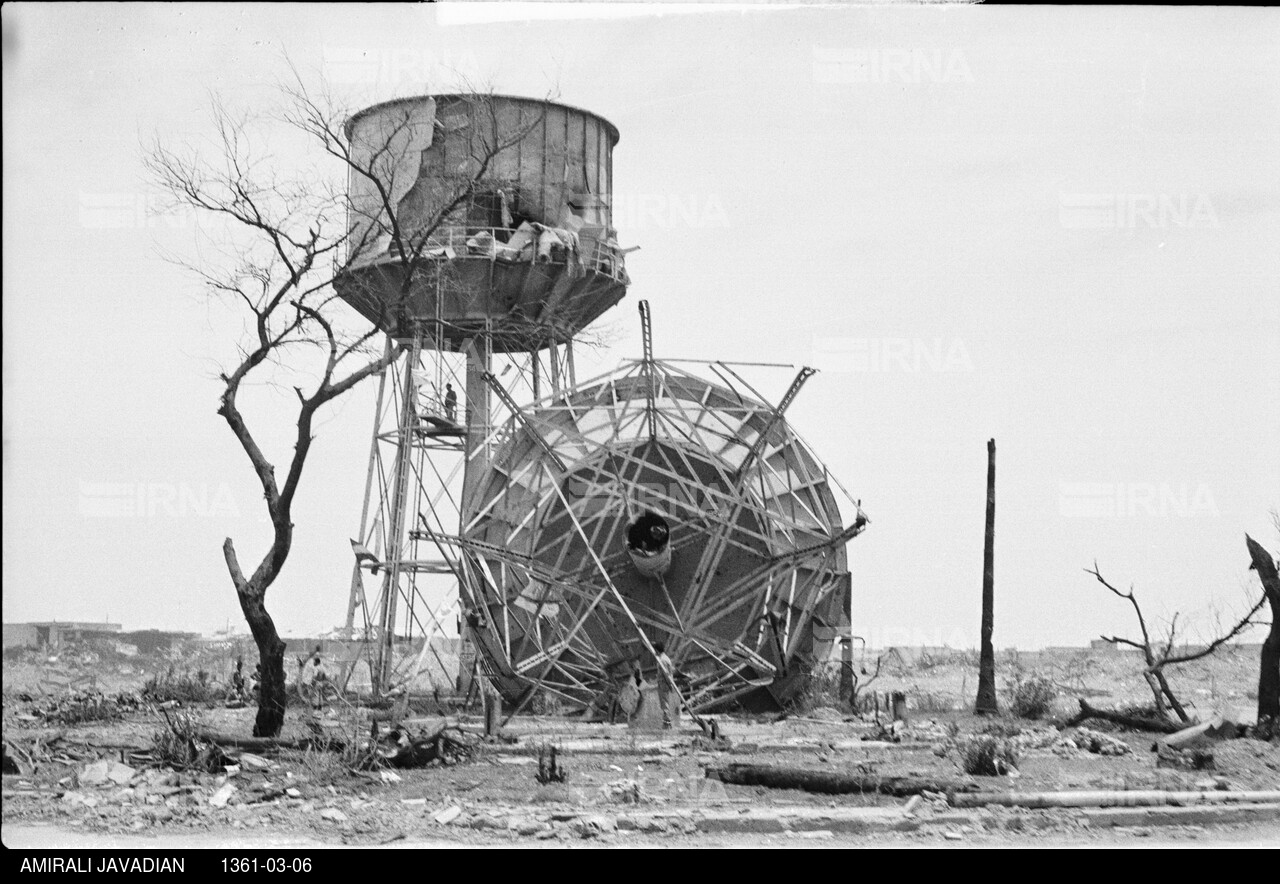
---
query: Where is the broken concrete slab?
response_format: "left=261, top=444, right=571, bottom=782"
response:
left=238, top=753, right=271, bottom=771
left=509, top=816, right=549, bottom=836
left=573, top=814, right=618, bottom=836
left=107, top=762, right=136, bottom=785
left=209, top=783, right=236, bottom=808
left=433, top=804, right=462, bottom=825
left=78, top=760, right=135, bottom=787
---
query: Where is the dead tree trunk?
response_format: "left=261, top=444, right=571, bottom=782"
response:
left=975, top=438, right=999, bottom=715
left=1067, top=698, right=1182, bottom=734
left=707, top=763, right=977, bottom=797
left=239, top=585, right=287, bottom=738
left=224, top=539, right=290, bottom=737
left=1246, top=535, right=1280, bottom=740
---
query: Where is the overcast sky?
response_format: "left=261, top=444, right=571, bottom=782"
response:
left=3, top=3, right=1278, bottom=650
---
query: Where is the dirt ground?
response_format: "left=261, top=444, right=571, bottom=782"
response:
left=3, top=642, right=1278, bottom=849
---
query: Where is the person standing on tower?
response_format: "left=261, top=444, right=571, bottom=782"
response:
left=443, top=383, right=458, bottom=423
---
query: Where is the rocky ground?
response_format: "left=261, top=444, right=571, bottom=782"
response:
left=3, top=643, right=1278, bottom=849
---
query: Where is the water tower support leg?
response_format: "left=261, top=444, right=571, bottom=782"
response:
left=376, top=333, right=422, bottom=694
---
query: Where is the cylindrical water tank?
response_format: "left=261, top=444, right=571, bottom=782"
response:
left=336, top=95, right=628, bottom=350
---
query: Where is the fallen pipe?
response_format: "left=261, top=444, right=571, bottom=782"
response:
left=950, top=789, right=1280, bottom=810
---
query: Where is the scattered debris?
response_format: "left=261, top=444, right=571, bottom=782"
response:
left=1052, top=728, right=1131, bottom=757
left=237, top=752, right=272, bottom=771
left=208, top=782, right=236, bottom=807
left=598, top=779, right=644, bottom=804
left=433, top=804, right=462, bottom=825
left=1157, top=745, right=1216, bottom=771
left=78, top=760, right=136, bottom=787
left=574, top=814, right=618, bottom=837
left=535, top=744, right=567, bottom=785
left=1011, top=727, right=1062, bottom=752
left=386, top=723, right=478, bottom=769
left=60, top=790, right=97, bottom=808
left=32, top=690, right=142, bottom=726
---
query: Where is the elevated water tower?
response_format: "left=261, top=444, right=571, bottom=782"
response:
left=335, top=95, right=630, bottom=692
left=337, top=94, right=868, bottom=712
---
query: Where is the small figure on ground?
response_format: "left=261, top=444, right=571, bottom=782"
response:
left=297, top=645, right=329, bottom=708
left=617, top=664, right=642, bottom=723
left=654, top=642, right=677, bottom=730
left=229, top=655, right=246, bottom=701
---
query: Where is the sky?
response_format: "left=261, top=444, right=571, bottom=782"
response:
left=3, top=3, right=1278, bottom=650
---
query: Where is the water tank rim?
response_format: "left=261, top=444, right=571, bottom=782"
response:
left=343, top=93, right=620, bottom=146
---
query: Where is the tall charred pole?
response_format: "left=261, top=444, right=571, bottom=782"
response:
left=975, top=438, right=999, bottom=715
left=1245, top=535, right=1279, bottom=740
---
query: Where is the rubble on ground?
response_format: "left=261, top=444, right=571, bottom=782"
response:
left=1052, top=728, right=1132, bottom=757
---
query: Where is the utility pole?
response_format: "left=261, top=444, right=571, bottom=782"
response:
left=975, top=438, right=999, bottom=715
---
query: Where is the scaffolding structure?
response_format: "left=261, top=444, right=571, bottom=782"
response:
left=342, top=321, right=582, bottom=694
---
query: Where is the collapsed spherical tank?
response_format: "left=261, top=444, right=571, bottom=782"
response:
left=456, top=359, right=866, bottom=713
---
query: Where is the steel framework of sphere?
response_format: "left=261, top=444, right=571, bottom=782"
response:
left=452, top=315, right=868, bottom=713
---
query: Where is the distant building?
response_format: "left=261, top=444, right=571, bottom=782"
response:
left=2, top=621, right=121, bottom=651
left=116, top=629, right=201, bottom=655
left=1090, top=639, right=1137, bottom=652
left=2, top=623, right=37, bottom=650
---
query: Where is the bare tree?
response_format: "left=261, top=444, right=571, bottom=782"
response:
left=1087, top=562, right=1267, bottom=724
left=148, top=77, right=545, bottom=736
left=848, top=651, right=885, bottom=712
